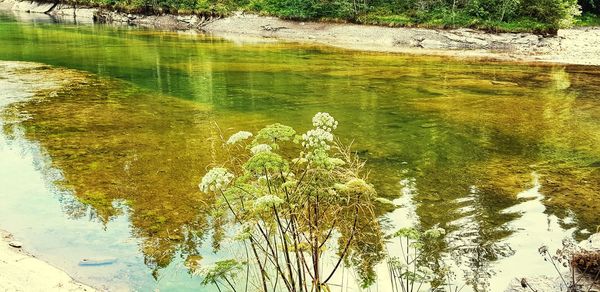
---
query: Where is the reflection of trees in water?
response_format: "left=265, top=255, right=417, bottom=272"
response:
left=407, top=65, right=600, bottom=234
left=2, top=77, right=389, bottom=283
left=363, top=66, right=599, bottom=289
left=1, top=77, right=220, bottom=278
left=2, top=52, right=599, bottom=289
left=389, top=157, right=524, bottom=289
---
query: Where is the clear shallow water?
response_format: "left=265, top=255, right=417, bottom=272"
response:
left=0, top=10, right=599, bottom=291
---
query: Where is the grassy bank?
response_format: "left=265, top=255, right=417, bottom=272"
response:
left=575, top=12, right=600, bottom=26
left=49, top=0, right=598, bottom=33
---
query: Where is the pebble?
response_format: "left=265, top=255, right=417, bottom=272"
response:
left=8, top=241, right=23, bottom=248
left=419, top=39, right=446, bottom=49
left=79, top=257, right=118, bottom=266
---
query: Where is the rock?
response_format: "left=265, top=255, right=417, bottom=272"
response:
left=580, top=233, right=600, bottom=251
left=188, top=15, right=200, bottom=26
left=79, top=257, right=117, bottom=266
left=395, top=37, right=421, bottom=47
left=505, top=276, right=563, bottom=291
left=13, top=1, right=54, bottom=13
left=419, top=39, right=446, bottom=49
left=511, top=34, right=540, bottom=45
left=74, top=8, right=97, bottom=22
left=261, top=24, right=287, bottom=32
left=8, top=241, right=22, bottom=248
left=176, top=15, right=191, bottom=23
left=444, top=32, right=488, bottom=46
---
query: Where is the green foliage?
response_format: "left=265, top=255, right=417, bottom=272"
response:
left=245, top=0, right=356, bottom=20
left=575, top=11, right=600, bottom=25
left=242, top=0, right=582, bottom=31
left=252, top=123, right=295, bottom=149
left=242, top=151, right=288, bottom=173
left=196, top=258, right=244, bottom=290
left=65, top=0, right=593, bottom=32
left=520, top=0, right=581, bottom=29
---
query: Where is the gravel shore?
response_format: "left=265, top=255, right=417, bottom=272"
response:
left=203, top=13, right=600, bottom=66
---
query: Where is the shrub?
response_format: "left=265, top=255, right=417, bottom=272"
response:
left=572, top=250, right=600, bottom=277
left=520, top=0, right=581, bottom=29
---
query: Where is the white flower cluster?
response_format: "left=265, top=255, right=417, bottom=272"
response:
left=253, top=195, right=284, bottom=211
left=301, top=128, right=334, bottom=150
left=199, top=167, right=234, bottom=193
left=423, top=226, right=446, bottom=238
left=312, top=112, right=338, bottom=132
left=250, top=144, right=272, bottom=155
left=226, top=131, right=253, bottom=144
left=195, top=264, right=216, bottom=277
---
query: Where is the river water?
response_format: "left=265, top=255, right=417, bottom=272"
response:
left=0, top=10, right=599, bottom=291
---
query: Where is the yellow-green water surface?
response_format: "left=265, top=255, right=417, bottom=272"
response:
left=0, top=10, right=599, bottom=291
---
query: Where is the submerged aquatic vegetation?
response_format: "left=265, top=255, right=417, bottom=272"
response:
left=0, top=73, right=223, bottom=279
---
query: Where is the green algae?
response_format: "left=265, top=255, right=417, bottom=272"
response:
left=2, top=74, right=220, bottom=274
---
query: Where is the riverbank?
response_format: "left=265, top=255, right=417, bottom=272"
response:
left=0, top=61, right=96, bottom=292
left=1, top=229, right=95, bottom=291
left=1, top=0, right=600, bottom=66
left=203, top=13, right=600, bottom=66
left=2, top=1, right=600, bottom=66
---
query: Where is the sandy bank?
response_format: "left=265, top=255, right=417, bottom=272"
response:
left=0, top=61, right=95, bottom=292
left=1, top=229, right=95, bottom=291
left=203, top=14, right=600, bottom=66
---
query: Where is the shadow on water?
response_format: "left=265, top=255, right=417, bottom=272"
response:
left=0, top=11, right=599, bottom=291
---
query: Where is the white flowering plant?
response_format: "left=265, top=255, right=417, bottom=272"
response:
left=198, top=113, right=387, bottom=292
left=387, top=225, right=451, bottom=292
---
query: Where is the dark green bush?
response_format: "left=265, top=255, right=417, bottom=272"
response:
left=520, top=0, right=580, bottom=29
left=62, top=0, right=592, bottom=33
left=247, top=0, right=357, bottom=20
left=579, top=0, right=600, bottom=14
